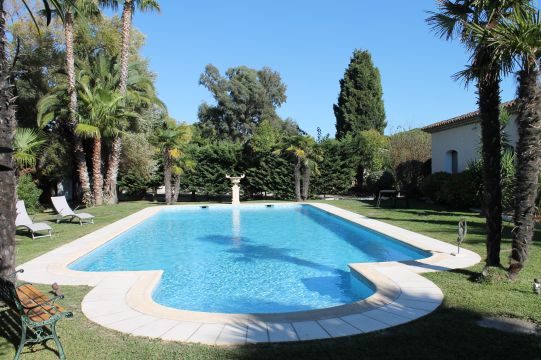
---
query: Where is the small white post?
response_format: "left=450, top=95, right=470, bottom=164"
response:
left=226, top=174, right=245, bottom=205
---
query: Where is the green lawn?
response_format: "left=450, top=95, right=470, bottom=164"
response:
left=1, top=199, right=539, bottom=360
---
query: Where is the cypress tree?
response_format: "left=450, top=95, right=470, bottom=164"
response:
left=334, top=50, right=386, bottom=139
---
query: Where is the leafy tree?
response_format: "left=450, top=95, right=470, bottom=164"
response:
left=197, top=64, right=287, bottom=142
left=427, top=0, right=530, bottom=267
left=388, top=129, right=430, bottom=195
left=0, top=0, right=66, bottom=278
left=334, top=49, right=386, bottom=139
left=16, top=174, right=43, bottom=214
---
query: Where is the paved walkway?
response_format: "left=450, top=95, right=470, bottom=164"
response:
left=18, top=203, right=480, bottom=345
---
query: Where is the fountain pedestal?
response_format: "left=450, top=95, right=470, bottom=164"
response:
left=226, top=174, right=245, bottom=205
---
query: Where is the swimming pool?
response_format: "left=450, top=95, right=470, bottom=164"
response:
left=70, top=204, right=429, bottom=314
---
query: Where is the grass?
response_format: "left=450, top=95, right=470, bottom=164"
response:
left=1, top=199, right=540, bottom=360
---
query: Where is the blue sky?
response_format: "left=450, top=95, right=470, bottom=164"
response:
left=131, top=0, right=518, bottom=137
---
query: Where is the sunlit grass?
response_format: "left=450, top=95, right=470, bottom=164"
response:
left=1, top=199, right=539, bottom=360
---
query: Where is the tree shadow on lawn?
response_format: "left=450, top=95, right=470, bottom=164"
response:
left=0, top=308, right=61, bottom=359
left=231, top=307, right=539, bottom=360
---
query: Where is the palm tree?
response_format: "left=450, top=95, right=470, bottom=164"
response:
left=171, top=154, right=196, bottom=203
left=0, top=0, right=66, bottom=277
left=277, top=135, right=320, bottom=202
left=13, top=128, right=47, bottom=172
left=100, top=0, right=160, bottom=205
left=56, top=0, right=101, bottom=206
left=76, top=76, right=136, bottom=205
left=470, top=5, right=541, bottom=277
left=38, top=53, right=161, bottom=203
left=151, top=119, right=191, bottom=205
left=427, top=0, right=529, bottom=267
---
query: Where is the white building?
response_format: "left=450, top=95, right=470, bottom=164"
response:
left=422, top=101, right=518, bottom=174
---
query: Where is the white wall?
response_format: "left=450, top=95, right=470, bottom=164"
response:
left=431, top=114, right=518, bottom=173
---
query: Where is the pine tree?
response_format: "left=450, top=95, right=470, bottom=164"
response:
left=334, top=50, right=386, bottom=139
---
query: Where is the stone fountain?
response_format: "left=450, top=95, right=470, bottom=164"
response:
left=226, top=174, right=245, bottom=205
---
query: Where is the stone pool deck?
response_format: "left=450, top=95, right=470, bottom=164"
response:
left=17, top=203, right=480, bottom=345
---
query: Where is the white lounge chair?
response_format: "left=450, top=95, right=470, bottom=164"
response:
left=51, top=196, right=95, bottom=225
left=16, top=200, right=53, bottom=240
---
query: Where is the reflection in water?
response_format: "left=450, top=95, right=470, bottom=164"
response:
left=232, top=208, right=241, bottom=245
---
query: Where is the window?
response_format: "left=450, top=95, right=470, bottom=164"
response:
left=446, top=150, right=458, bottom=174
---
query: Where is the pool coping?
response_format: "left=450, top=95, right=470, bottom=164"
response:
left=17, top=202, right=481, bottom=345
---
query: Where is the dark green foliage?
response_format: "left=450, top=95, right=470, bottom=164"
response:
left=421, top=172, right=452, bottom=203
left=196, top=64, right=288, bottom=142
left=311, top=139, right=356, bottom=195
left=395, top=159, right=431, bottom=196
left=244, top=153, right=294, bottom=199
left=365, top=170, right=395, bottom=196
left=467, top=150, right=516, bottom=210
left=334, top=49, right=386, bottom=139
left=440, top=170, right=481, bottom=209
left=16, top=175, right=43, bottom=214
left=118, top=170, right=150, bottom=200
left=181, top=143, right=243, bottom=196
left=38, top=132, right=73, bottom=182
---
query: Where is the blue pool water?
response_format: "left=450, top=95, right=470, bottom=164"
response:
left=70, top=204, right=428, bottom=313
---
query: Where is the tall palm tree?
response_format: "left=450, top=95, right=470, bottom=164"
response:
left=0, top=0, right=65, bottom=277
left=171, top=154, right=196, bottom=203
left=471, top=5, right=541, bottom=277
left=101, top=0, right=160, bottom=205
left=60, top=0, right=101, bottom=206
left=151, top=118, right=191, bottom=205
left=427, top=0, right=529, bottom=267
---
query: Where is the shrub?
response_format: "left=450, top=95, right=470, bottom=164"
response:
left=395, top=159, right=431, bottom=196
left=421, top=172, right=452, bottom=203
left=118, top=170, right=150, bottom=200
left=365, top=170, right=395, bottom=196
left=16, top=174, right=42, bottom=214
left=440, top=170, right=480, bottom=209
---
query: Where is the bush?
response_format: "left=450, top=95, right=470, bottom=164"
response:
left=118, top=170, right=150, bottom=200
left=16, top=174, right=42, bottom=214
left=440, top=170, right=480, bottom=209
left=395, top=159, right=431, bottom=196
left=421, top=172, right=452, bottom=203
left=365, top=170, right=395, bottom=196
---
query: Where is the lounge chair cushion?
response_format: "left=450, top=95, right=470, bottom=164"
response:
left=75, top=212, right=94, bottom=220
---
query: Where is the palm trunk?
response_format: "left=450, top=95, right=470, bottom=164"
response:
left=0, top=0, right=17, bottom=277
left=65, top=10, right=92, bottom=206
left=302, top=164, right=311, bottom=200
left=102, top=1, right=133, bottom=205
left=508, top=63, right=541, bottom=279
left=172, top=174, right=181, bottom=203
left=477, top=48, right=502, bottom=267
left=294, top=157, right=301, bottom=202
left=92, top=136, right=103, bottom=206
left=164, top=150, right=172, bottom=205
left=103, top=136, right=121, bottom=204
left=119, top=0, right=133, bottom=95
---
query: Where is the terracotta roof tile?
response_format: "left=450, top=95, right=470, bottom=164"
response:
left=422, top=100, right=516, bottom=133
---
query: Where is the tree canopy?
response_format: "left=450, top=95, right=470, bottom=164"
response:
left=196, top=64, right=288, bottom=142
left=334, top=49, right=386, bottom=138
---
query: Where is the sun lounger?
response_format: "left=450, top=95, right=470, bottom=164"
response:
left=51, top=196, right=94, bottom=225
left=15, top=200, right=52, bottom=240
